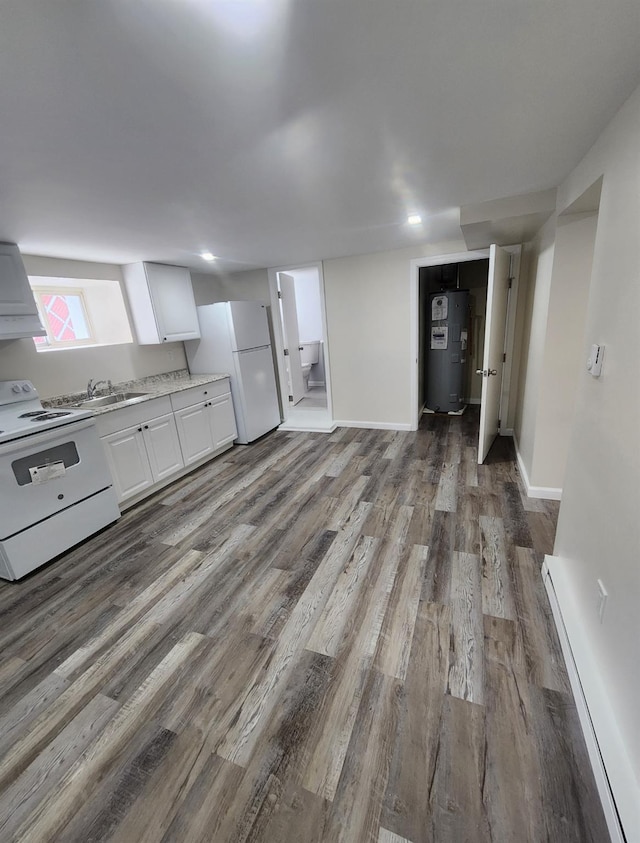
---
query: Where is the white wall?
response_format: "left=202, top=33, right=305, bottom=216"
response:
left=191, top=268, right=270, bottom=305
left=0, top=255, right=186, bottom=398
left=532, top=212, right=597, bottom=486
left=515, top=210, right=598, bottom=490
left=323, top=239, right=468, bottom=426
left=550, top=84, right=640, bottom=791
left=514, top=217, right=556, bottom=473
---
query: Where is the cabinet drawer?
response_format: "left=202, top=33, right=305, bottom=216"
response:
left=170, top=379, right=230, bottom=412
left=94, top=396, right=173, bottom=438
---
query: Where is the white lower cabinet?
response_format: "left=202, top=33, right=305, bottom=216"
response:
left=102, top=426, right=153, bottom=502
left=174, top=402, right=214, bottom=465
left=171, top=380, right=237, bottom=464
left=102, top=412, right=183, bottom=503
left=209, top=392, right=237, bottom=449
left=98, top=379, right=237, bottom=508
left=144, top=413, right=184, bottom=481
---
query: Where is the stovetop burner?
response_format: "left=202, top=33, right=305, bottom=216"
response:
left=31, top=411, right=74, bottom=421
left=0, top=381, right=95, bottom=446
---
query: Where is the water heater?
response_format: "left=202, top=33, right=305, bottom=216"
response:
left=425, top=289, right=469, bottom=413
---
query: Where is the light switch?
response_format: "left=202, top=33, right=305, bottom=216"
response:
left=586, top=344, right=604, bottom=377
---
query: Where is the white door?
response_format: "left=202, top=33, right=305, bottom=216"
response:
left=478, top=244, right=512, bottom=464
left=143, top=413, right=184, bottom=481
left=279, top=273, right=306, bottom=404
left=102, top=426, right=154, bottom=502
left=234, top=346, right=281, bottom=443
left=228, top=301, right=271, bottom=350
left=174, top=402, right=214, bottom=464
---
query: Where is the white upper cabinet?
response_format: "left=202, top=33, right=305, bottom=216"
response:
left=123, top=262, right=200, bottom=344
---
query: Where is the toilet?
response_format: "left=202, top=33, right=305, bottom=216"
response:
left=299, top=341, right=320, bottom=392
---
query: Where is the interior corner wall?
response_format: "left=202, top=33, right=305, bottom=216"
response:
left=550, top=82, right=640, bottom=800
left=0, top=255, right=186, bottom=399
left=323, top=238, right=467, bottom=426
left=190, top=268, right=279, bottom=397
left=531, top=212, right=597, bottom=487
left=513, top=216, right=556, bottom=475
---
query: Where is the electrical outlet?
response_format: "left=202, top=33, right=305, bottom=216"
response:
left=597, top=579, right=608, bottom=623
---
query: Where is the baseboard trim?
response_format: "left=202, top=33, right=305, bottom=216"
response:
left=468, top=397, right=482, bottom=405
left=333, top=419, right=413, bottom=432
left=499, top=427, right=514, bottom=437
left=542, top=556, right=636, bottom=843
left=513, top=434, right=562, bottom=500
left=307, top=380, right=326, bottom=388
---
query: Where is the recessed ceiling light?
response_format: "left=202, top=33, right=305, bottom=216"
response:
left=200, top=251, right=217, bottom=261
left=407, top=214, right=422, bottom=225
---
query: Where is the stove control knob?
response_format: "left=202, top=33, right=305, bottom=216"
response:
left=11, top=384, right=21, bottom=394
left=21, top=384, right=31, bottom=393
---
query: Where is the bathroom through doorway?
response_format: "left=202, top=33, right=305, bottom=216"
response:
left=268, top=262, right=334, bottom=432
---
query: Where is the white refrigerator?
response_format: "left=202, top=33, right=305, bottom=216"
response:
left=185, top=301, right=281, bottom=444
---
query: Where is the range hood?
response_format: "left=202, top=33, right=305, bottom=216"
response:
left=0, top=243, right=46, bottom=339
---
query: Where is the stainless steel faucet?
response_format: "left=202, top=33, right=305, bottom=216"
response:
left=86, top=379, right=113, bottom=399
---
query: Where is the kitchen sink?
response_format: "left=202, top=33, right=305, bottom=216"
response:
left=80, top=391, right=149, bottom=408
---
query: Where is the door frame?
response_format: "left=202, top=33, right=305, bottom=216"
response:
left=267, top=261, right=334, bottom=426
left=409, top=246, right=521, bottom=431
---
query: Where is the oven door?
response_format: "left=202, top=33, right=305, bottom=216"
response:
left=0, top=419, right=112, bottom=539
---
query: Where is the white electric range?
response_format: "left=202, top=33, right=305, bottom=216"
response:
left=0, top=380, right=120, bottom=580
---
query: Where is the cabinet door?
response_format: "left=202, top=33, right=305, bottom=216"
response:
left=145, top=264, right=200, bottom=342
left=143, top=413, right=184, bottom=482
left=174, top=402, right=214, bottom=465
left=208, top=393, right=238, bottom=450
left=102, top=426, right=154, bottom=503
left=0, top=244, right=39, bottom=315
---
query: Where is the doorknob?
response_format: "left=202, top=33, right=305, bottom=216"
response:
left=488, top=369, right=498, bottom=376
left=476, top=369, right=498, bottom=377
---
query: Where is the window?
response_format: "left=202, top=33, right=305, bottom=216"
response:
left=29, top=277, right=133, bottom=352
left=32, top=288, right=94, bottom=349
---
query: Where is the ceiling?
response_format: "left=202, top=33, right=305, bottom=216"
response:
left=1, top=0, right=639, bottom=274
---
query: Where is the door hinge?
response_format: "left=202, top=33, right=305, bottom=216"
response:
left=277, top=291, right=282, bottom=299
left=283, top=348, right=289, bottom=356
left=288, top=394, right=293, bottom=402
left=498, top=418, right=501, bottom=428
left=508, top=278, right=513, bottom=289
left=502, top=352, right=506, bottom=362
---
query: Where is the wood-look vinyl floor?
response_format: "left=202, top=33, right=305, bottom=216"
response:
left=0, top=409, right=609, bottom=842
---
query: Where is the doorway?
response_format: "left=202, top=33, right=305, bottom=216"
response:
left=268, top=262, right=334, bottom=432
left=419, top=258, right=490, bottom=413
left=410, top=246, right=521, bottom=462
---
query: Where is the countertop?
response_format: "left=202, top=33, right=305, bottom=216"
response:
left=44, top=369, right=230, bottom=415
